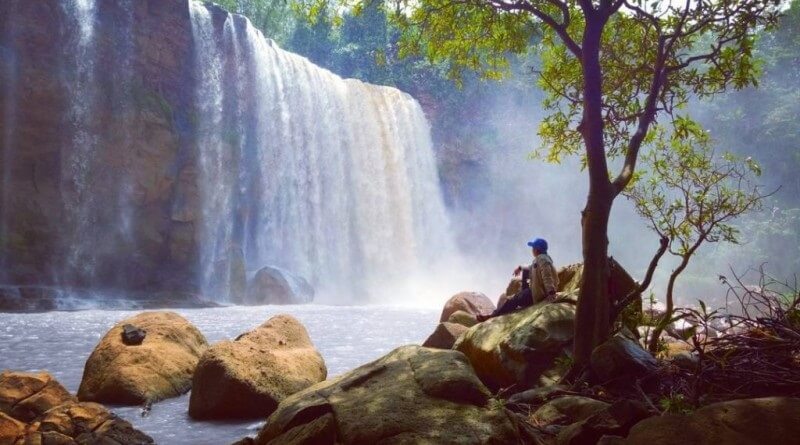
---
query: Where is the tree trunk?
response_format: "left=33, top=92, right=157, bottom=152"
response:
left=574, top=183, right=614, bottom=367
left=572, top=13, right=614, bottom=370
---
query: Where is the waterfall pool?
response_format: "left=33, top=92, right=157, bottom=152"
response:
left=0, top=305, right=439, bottom=444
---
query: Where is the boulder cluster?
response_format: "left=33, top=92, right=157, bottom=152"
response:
left=5, top=260, right=800, bottom=445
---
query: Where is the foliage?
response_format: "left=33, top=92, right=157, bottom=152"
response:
left=292, top=0, right=784, bottom=368
left=625, top=139, right=768, bottom=353
left=213, top=0, right=296, bottom=44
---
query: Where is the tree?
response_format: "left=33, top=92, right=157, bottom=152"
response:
left=624, top=131, right=769, bottom=353
left=300, top=0, right=782, bottom=370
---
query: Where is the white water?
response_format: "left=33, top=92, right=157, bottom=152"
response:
left=0, top=305, right=438, bottom=444
left=62, top=0, right=99, bottom=284
left=189, top=3, right=457, bottom=303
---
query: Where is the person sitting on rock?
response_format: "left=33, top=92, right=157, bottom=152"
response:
left=477, top=237, right=559, bottom=322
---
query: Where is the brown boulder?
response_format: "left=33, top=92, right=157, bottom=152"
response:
left=0, top=371, right=75, bottom=422
left=440, top=291, right=495, bottom=322
left=0, top=412, right=25, bottom=444
left=189, top=314, right=326, bottom=419
left=610, top=397, right=800, bottom=445
left=531, top=396, right=611, bottom=426
left=422, top=322, right=469, bottom=349
left=254, top=345, right=522, bottom=444
left=78, top=311, right=208, bottom=405
left=33, top=401, right=154, bottom=444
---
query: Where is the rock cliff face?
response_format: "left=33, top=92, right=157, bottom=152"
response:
left=0, top=0, right=197, bottom=292
left=0, top=0, right=455, bottom=304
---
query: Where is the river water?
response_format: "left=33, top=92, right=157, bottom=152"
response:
left=0, top=305, right=439, bottom=444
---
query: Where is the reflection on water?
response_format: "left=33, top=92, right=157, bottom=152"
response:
left=0, top=305, right=438, bottom=444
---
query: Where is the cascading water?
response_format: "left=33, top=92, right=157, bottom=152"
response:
left=189, top=2, right=456, bottom=302
left=1, top=0, right=458, bottom=305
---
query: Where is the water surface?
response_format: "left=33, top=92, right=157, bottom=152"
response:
left=0, top=305, right=438, bottom=444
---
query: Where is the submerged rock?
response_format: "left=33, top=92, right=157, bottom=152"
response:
left=253, top=345, right=523, bottom=444
left=189, top=314, right=326, bottom=420
left=78, top=311, right=208, bottom=405
left=440, top=291, right=495, bottom=322
left=422, top=322, right=469, bottom=349
left=243, top=266, right=315, bottom=305
left=609, top=397, right=800, bottom=444
left=455, top=302, right=576, bottom=391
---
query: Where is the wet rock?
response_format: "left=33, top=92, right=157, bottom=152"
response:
left=78, top=311, right=208, bottom=405
left=422, top=322, right=468, bottom=349
left=455, top=302, right=575, bottom=391
left=33, top=401, right=154, bottom=444
left=122, top=324, right=147, bottom=346
left=243, top=266, right=315, bottom=305
left=440, top=291, right=495, bottom=322
left=0, top=371, right=75, bottom=422
left=0, top=372, right=153, bottom=444
left=253, top=345, right=523, bottom=444
left=446, top=309, right=479, bottom=327
left=611, top=397, right=800, bottom=444
left=189, top=315, right=326, bottom=420
left=590, top=336, right=658, bottom=383
left=557, top=399, right=651, bottom=445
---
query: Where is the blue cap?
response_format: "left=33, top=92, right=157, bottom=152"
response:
left=527, top=238, right=548, bottom=252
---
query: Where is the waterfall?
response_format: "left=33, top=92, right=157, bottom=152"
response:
left=189, top=2, right=455, bottom=302
left=61, top=0, right=99, bottom=285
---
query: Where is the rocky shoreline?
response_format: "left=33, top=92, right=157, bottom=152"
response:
left=3, top=262, right=800, bottom=444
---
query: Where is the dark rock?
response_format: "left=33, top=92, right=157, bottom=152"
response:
left=590, top=336, right=658, bottom=383
left=243, top=266, right=315, bottom=305
left=122, top=324, right=147, bottom=345
left=557, top=399, right=652, bottom=445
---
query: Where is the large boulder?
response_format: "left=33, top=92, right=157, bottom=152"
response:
left=0, top=371, right=75, bottom=422
left=0, top=412, right=26, bottom=444
left=440, top=291, right=495, bottom=322
left=253, top=345, right=524, bottom=444
left=189, top=314, right=326, bottom=419
left=455, top=302, right=576, bottom=391
left=422, top=322, right=469, bottom=349
left=78, top=311, right=208, bottom=405
left=242, top=266, right=315, bottom=305
left=608, top=397, right=800, bottom=444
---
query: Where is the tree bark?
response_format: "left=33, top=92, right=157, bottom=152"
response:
left=572, top=13, right=614, bottom=370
